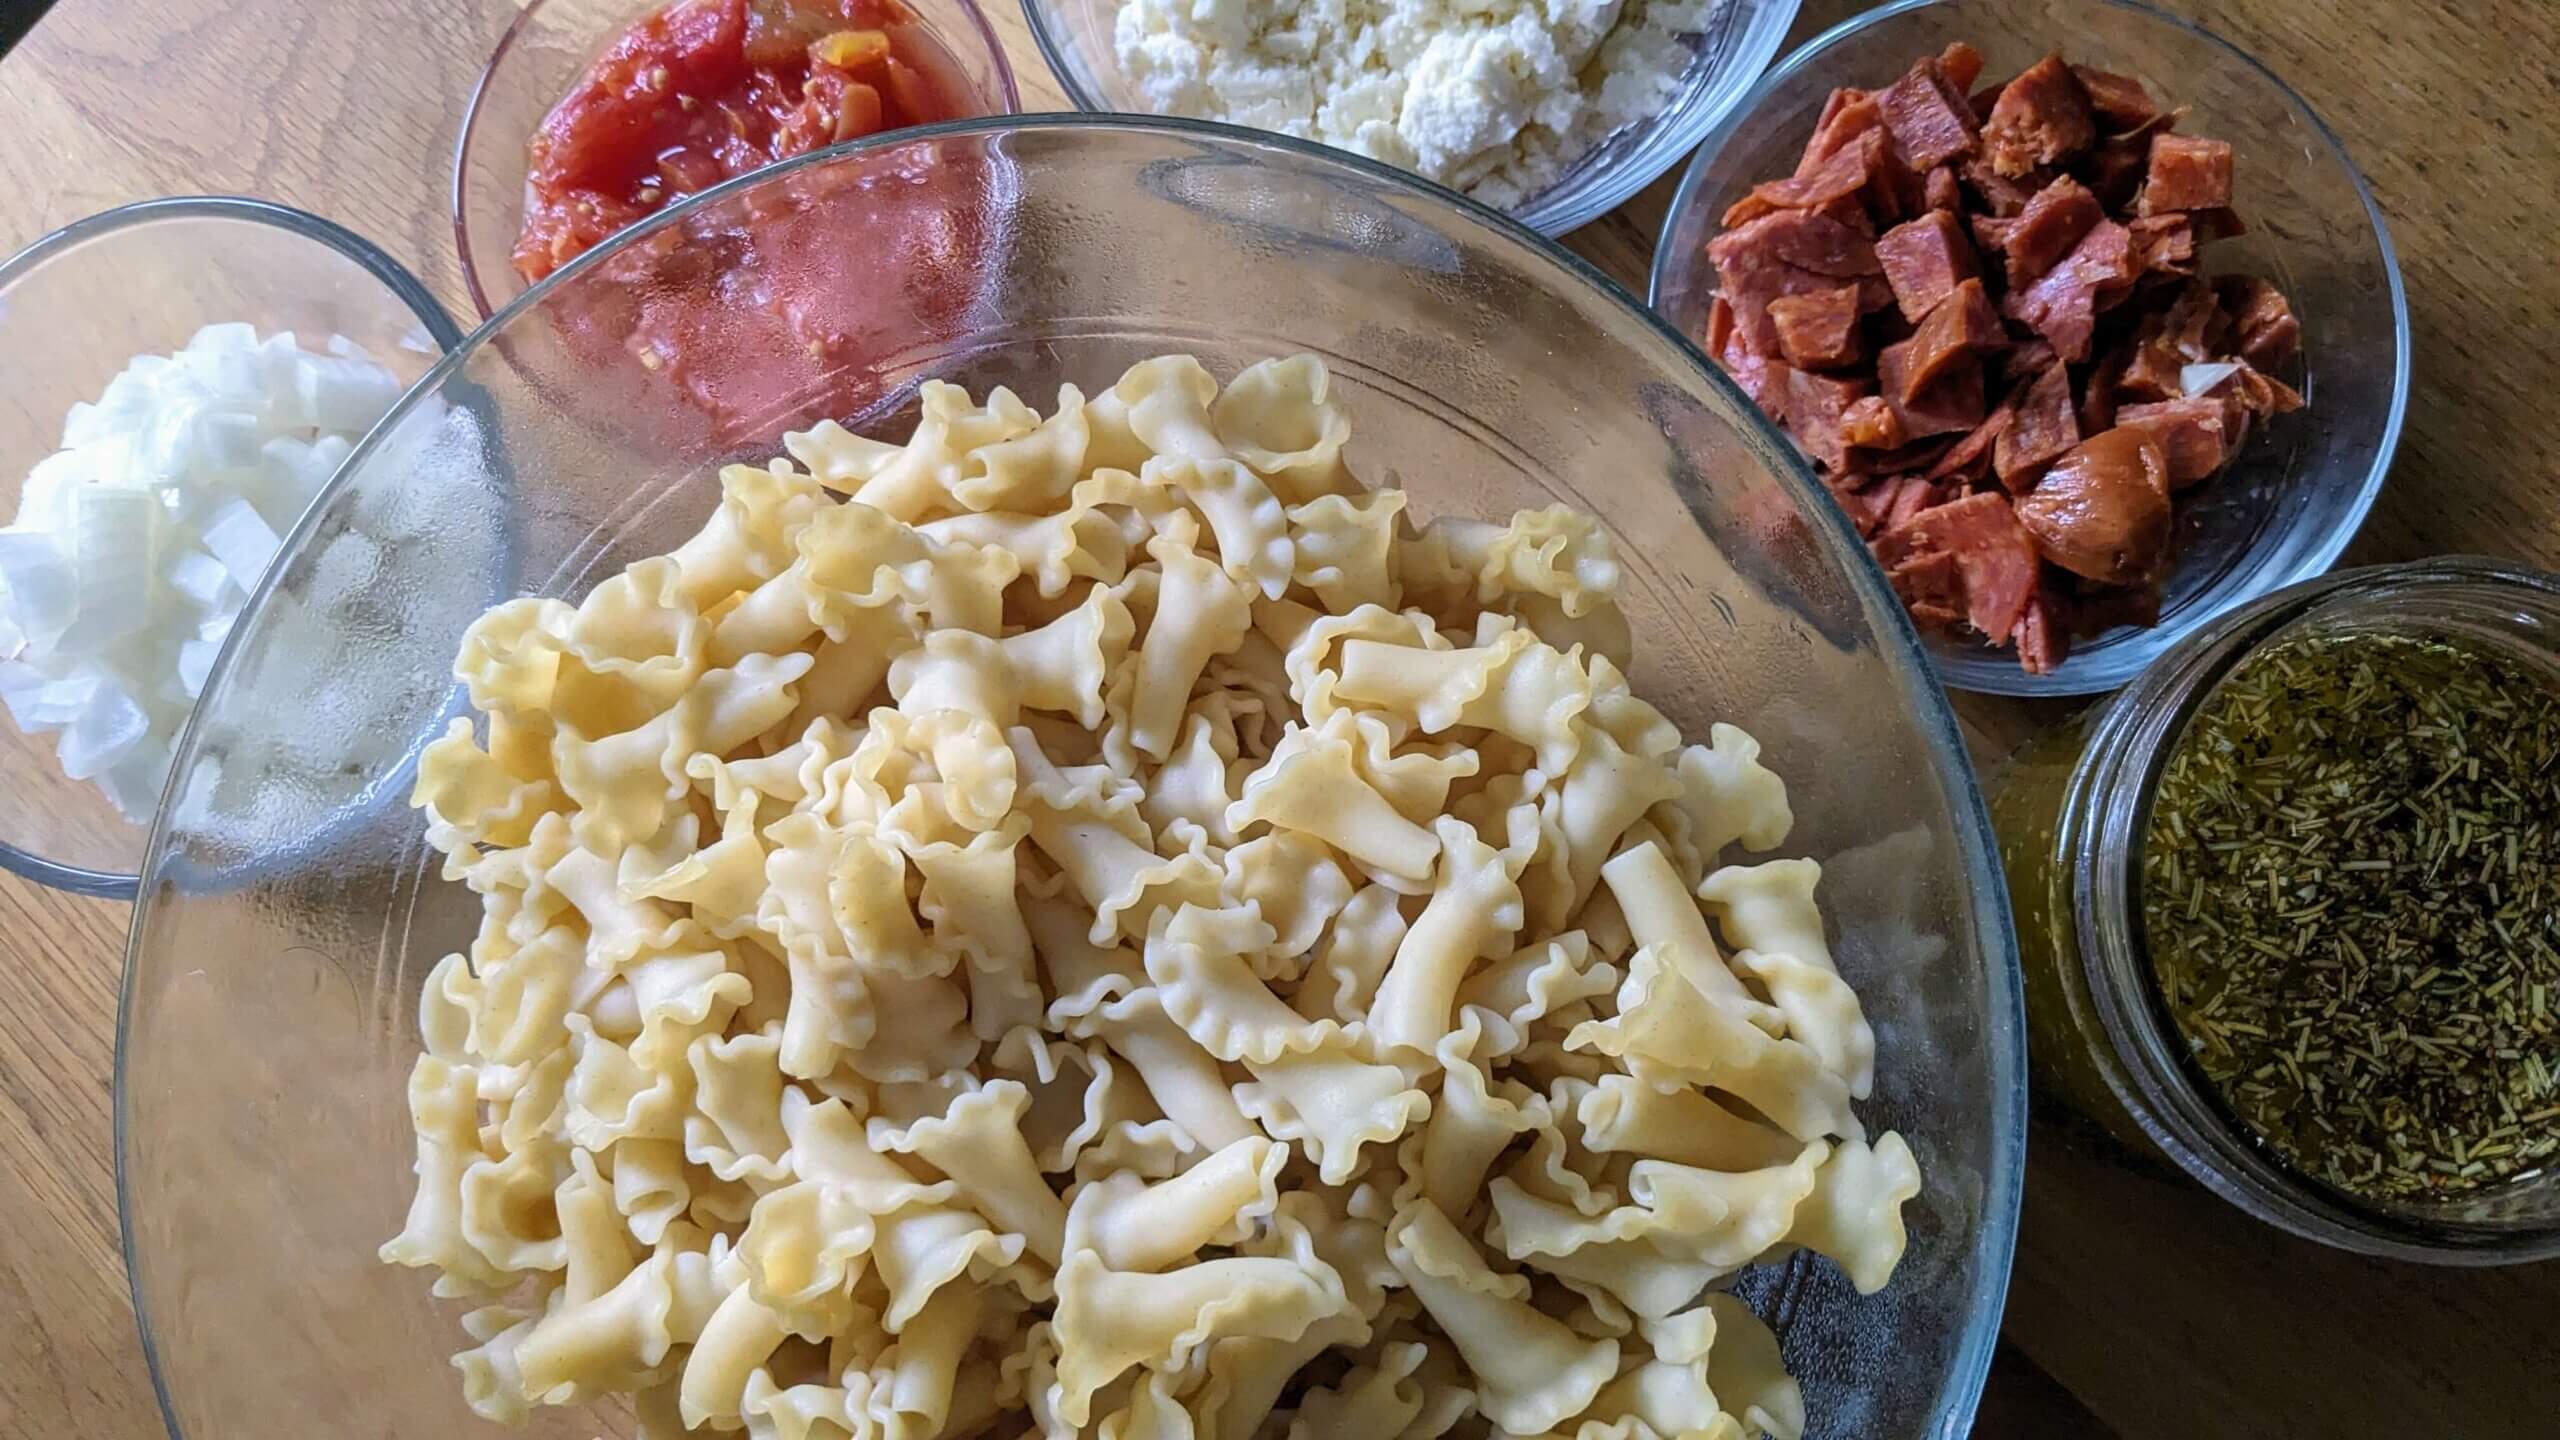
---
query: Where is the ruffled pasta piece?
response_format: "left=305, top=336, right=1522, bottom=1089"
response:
left=667, top=460, right=831, bottom=607
left=685, top=1028, right=796, bottom=1187
left=1486, top=1188, right=1726, bottom=1321
left=949, top=381, right=1090, bottom=514
left=1783, top=1133, right=1920, bottom=1295
left=611, top=1138, right=692, bottom=1246
left=924, top=501, right=1129, bottom=600
left=864, top=1276, right=988, bottom=1440
left=1700, top=1295, right=1805, bottom=1440
left=1696, top=859, right=1834, bottom=978
left=782, top=605, right=917, bottom=743
left=454, top=595, right=575, bottom=718
left=1235, top=1025, right=1431, bottom=1185
left=1221, top=831, right=1354, bottom=967
left=850, top=968, right=975, bottom=1086
left=1508, top=589, right=1634, bottom=674
left=1287, top=1338, right=1428, bottom=1440
left=1556, top=730, right=1683, bottom=915
left=1144, top=903, right=1338, bottom=1064
left=1124, top=530, right=1255, bottom=759
left=1733, top=947, right=1876, bottom=1101
left=1210, top=352, right=1356, bottom=502
left=1144, top=712, right=1246, bottom=850
left=784, top=379, right=1039, bottom=520
left=883, top=800, right=1038, bottom=1039
left=1049, top=1215, right=1352, bottom=1427
left=1400, top=507, right=1622, bottom=621
left=1062, top=1135, right=1285, bottom=1272
left=1666, top=725, right=1792, bottom=861
left=1150, top=455, right=1295, bottom=600
left=1228, top=711, right=1442, bottom=893
left=999, top=583, right=1134, bottom=730
left=867, top=1079, right=1069, bottom=1266
left=1368, top=816, right=1528, bottom=1059
left=1342, top=711, right=1481, bottom=829
left=415, top=717, right=562, bottom=853
left=381, top=1057, right=515, bottom=1293
left=713, top=500, right=1017, bottom=665
left=1098, top=354, right=1226, bottom=466
left=1598, top=845, right=1782, bottom=1032
left=1384, top=1201, right=1617, bottom=1436
left=1286, top=487, right=1406, bottom=615
left=1090, top=1366, right=1193, bottom=1440
left=1172, top=1236, right=1373, bottom=1440
left=1330, top=625, right=1591, bottom=775
left=680, top=1285, right=794, bottom=1429
left=1016, top=729, right=1232, bottom=945
left=1293, top=883, right=1409, bottom=1026
left=1276, top=603, right=1445, bottom=727
left=1567, top=948, right=1855, bottom=1144
left=1452, top=933, right=1617, bottom=1060
left=626, top=792, right=767, bottom=940
left=1571, top=1075, right=1800, bottom=1175
left=558, top=556, right=711, bottom=727
left=1414, top=1014, right=1550, bottom=1220
left=1623, top=1144, right=1827, bottom=1270
left=1581, top=1305, right=1737, bottom=1440
left=785, top=1095, right=1032, bottom=1331
left=1063, top=986, right=1257, bottom=1154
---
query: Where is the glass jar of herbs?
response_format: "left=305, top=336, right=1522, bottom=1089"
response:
left=1991, top=557, right=2560, bottom=1263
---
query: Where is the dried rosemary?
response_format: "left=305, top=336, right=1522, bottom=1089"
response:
left=2139, top=628, right=2560, bottom=1202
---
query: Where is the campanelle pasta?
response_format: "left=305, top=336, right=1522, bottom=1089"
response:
left=389, top=354, right=1922, bottom=1440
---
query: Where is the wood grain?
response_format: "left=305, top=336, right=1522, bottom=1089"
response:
left=0, top=0, right=2553, bottom=1436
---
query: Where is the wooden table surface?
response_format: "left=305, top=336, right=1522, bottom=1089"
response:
left=2, top=0, right=2553, bottom=1435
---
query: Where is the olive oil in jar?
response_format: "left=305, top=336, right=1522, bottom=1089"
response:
left=2139, top=629, right=2560, bottom=1202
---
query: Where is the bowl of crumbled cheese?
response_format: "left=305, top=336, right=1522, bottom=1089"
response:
left=1025, top=0, right=1801, bottom=234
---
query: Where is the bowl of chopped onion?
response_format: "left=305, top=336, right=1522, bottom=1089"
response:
left=0, top=196, right=466, bottom=897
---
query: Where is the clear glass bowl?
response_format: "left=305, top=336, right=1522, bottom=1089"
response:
left=1020, top=0, right=1801, bottom=237
left=0, top=196, right=460, bottom=899
left=121, top=117, right=2023, bottom=1439
left=452, top=0, right=1022, bottom=319
left=1650, top=0, right=2409, bottom=696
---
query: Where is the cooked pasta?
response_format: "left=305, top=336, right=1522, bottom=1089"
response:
left=389, top=354, right=1921, bottom=1440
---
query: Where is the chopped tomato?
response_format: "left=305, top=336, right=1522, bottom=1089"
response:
left=513, top=0, right=976, bottom=283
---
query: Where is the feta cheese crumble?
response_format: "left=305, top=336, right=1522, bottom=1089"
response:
left=1112, top=0, right=1723, bottom=210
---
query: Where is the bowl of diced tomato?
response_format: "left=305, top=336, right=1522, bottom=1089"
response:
left=454, top=0, right=1019, bottom=319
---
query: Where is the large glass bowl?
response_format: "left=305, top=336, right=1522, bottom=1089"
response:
left=1650, top=0, right=2409, bottom=696
left=1020, top=0, right=1801, bottom=237
left=119, top=117, right=2023, bottom=1440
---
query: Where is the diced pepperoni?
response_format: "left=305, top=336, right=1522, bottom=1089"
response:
left=2015, top=589, right=2064, bottom=673
left=1925, top=401, right=2015, bottom=483
left=2116, top=396, right=2234, bottom=488
left=2127, top=213, right=2197, bottom=278
left=1984, top=55, right=2097, bottom=177
left=1879, top=348, right=1987, bottom=439
left=1802, top=88, right=1884, bottom=174
left=1877, top=55, right=1982, bottom=170
left=1738, top=127, right=1883, bottom=220
left=1999, top=175, right=2105, bottom=285
left=1884, top=472, right=1956, bottom=531
left=2015, top=427, right=2172, bottom=584
left=1889, top=547, right=1965, bottom=616
left=1961, top=155, right=2045, bottom=216
left=1925, top=164, right=1963, bottom=212
left=2117, top=280, right=2226, bottom=400
left=1883, top=277, right=2004, bottom=403
left=1885, top=491, right=2041, bottom=643
left=2081, top=346, right=2125, bottom=434
left=1768, top=285, right=1866, bottom=370
left=2216, top=275, right=2301, bottom=371
left=1939, top=42, right=1986, bottom=94
left=1970, top=213, right=2020, bottom=254
left=2002, top=219, right=2133, bottom=361
left=1840, top=394, right=1907, bottom=451
left=2001, top=336, right=2060, bottom=379
left=2071, top=65, right=2159, bottom=129
left=1875, top=210, right=1979, bottom=322
left=1995, top=363, right=2080, bottom=489
left=1709, top=208, right=1880, bottom=353
left=2140, top=134, right=2234, bottom=214
left=1781, top=367, right=1868, bottom=471
left=1706, top=294, right=1792, bottom=416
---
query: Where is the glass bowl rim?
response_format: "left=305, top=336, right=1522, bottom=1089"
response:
left=1013, top=0, right=1805, bottom=237
left=121, top=112, right=2026, bottom=1440
left=1644, top=0, right=2413, bottom=698
left=450, top=0, right=1029, bottom=321
left=0, top=193, right=465, bottom=902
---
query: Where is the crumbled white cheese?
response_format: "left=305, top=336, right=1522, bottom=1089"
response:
left=1114, top=0, right=1721, bottom=209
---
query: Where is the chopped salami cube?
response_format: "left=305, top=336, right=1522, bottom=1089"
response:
left=1999, top=175, right=2105, bottom=285
left=2140, top=134, right=2235, bottom=213
left=2071, top=65, right=2159, bottom=129
left=2002, top=219, right=2134, bottom=361
left=1781, top=367, right=1869, bottom=470
left=1768, top=285, right=1867, bottom=370
left=1994, top=363, right=2081, bottom=489
left=1875, top=210, right=1980, bottom=322
left=2216, top=275, right=2301, bottom=371
left=1877, top=55, right=1982, bottom=170
left=1924, top=164, right=1963, bottom=213
left=1840, top=394, right=1908, bottom=452
left=1884, top=491, right=2042, bottom=643
left=2115, top=396, right=2235, bottom=488
left=1984, top=55, right=2098, bottom=177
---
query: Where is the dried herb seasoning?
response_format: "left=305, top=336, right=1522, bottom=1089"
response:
left=2139, top=628, right=2560, bottom=1201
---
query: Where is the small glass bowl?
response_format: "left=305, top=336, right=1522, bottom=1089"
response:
left=1991, top=557, right=2560, bottom=1262
left=1020, top=0, right=1801, bottom=237
left=0, top=197, right=460, bottom=899
left=1650, top=0, right=2409, bottom=696
left=452, top=0, right=1022, bottom=319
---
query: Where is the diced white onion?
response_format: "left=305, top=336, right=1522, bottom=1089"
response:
left=2181, top=362, right=2241, bottom=396
left=0, top=326, right=406, bottom=824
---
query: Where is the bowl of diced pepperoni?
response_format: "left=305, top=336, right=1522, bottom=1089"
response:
left=1651, top=0, right=2407, bottom=694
